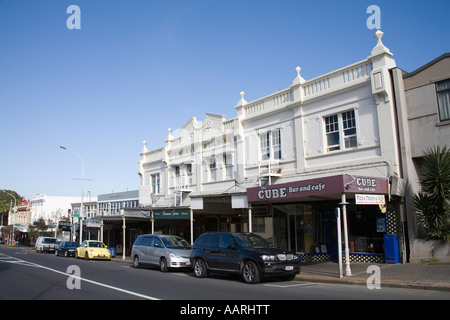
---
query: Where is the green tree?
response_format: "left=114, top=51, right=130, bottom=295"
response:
left=0, top=190, right=22, bottom=214
left=28, top=218, right=49, bottom=239
left=413, top=146, right=450, bottom=240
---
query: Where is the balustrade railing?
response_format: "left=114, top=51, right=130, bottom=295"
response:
left=242, top=59, right=373, bottom=118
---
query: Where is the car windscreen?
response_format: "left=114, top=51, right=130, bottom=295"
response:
left=65, top=242, right=78, bottom=247
left=233, top=234, right=272, bottom=248
left=88, top=242, right=106, bottom=248
left=42, top=238, right=57, bottom=243
left=160, top=236, right=191, bottom=249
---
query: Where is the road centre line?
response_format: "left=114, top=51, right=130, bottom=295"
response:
left=0, top=253, right=160, bottom=300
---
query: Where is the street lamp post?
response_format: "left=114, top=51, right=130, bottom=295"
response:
left=2, top=191, right=16, bottom=245
left=60, top=145, right=84, bottom=245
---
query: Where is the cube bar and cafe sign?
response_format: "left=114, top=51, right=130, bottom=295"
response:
left=247, top=174, right=388, bottom=202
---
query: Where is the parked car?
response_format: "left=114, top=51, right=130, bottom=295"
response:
left=190, top=232, right=300, bottom=284
left=35, top=236, right=58, bottom=253
left=75, top=240, right=111, bottom=260
left=55, top=241, right=79, bottom=257
left=131, top=234, right=191, bottom=272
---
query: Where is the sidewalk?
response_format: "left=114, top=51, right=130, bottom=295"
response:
left=296, top=261, right=450, bottom=292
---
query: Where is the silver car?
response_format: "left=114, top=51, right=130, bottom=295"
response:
left=131, top=234, right=191, bottom=272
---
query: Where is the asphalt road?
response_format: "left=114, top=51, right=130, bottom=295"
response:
left=1, top=245, right=449, bottom=307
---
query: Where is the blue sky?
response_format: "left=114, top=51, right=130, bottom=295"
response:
left=1, top=0, right=449, bottom=199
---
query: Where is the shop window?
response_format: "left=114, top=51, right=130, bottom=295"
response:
left=348, top=205, right=386, bottom=254
left=250, top=206, right=273, bottom=242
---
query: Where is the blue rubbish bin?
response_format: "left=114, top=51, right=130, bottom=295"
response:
left=384, top=234, right=399, bottom=264
left=110, top=248, right=116, bottom=258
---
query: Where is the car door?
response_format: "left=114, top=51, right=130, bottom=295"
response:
left=78, top=241, right=87, bottom=257
left=217, top=233, right=240, bottom=272
left=151, top=236, right=163, bottom=265
left=201, top=233, right=220, bottom=269
left=139, top=236, right=153, bottom=264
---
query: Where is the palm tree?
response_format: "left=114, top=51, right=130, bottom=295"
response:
left=413, top=146, right=450, bottom=240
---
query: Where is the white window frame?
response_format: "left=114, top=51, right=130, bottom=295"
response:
left=209, top=158, right=217, bottom=181
left=324, top=110, right=357, bottom=152
left=437, top=79, right=450, bottom=121
left=259, top=129, right=282, bottom=161
left=186, top=163, right=193, bottom=185
left=151, top=173, right=160, bottom=194
left=224, top=153, right=233, bottom=179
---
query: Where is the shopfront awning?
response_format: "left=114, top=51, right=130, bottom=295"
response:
left=90, top=209, right=151, bottom=222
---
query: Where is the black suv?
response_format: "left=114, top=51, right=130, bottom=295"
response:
left=190, top=232, right=300, bottom=284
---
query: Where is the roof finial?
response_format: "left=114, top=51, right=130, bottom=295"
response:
left=236, top=91, right=248, bottom=107
left=293, top=66, right=305, bottom=85
left=375, top=30, right=384, bottom=46
left=371, top=30, right=392, bottom=56
left=141, top=140, right=148, bottom=154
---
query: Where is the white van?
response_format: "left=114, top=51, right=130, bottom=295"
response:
left=35, top=236, right=57, bottom=253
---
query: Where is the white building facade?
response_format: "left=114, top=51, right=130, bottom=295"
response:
left=138, top=31, right=406, bottom=263
left=30, top=194, right=81, bottom=224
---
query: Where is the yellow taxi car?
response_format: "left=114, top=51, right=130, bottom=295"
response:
left=75, top=240, right=111, bottom=260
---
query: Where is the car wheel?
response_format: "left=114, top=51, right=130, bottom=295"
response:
left=133, top=256, right=141, bottom=268
left=242, top=261, right=260, bottom=284
left=194, top=259, right=208, bottom=278
left=55, top=250, right=58, bottom=256
left=75, top=250, right=79, bottom=259
left=85, top=252, right=89, bottom=260
left=64, top=251, right=69, bottom=257
left=160, top=258, right=168, bottom=272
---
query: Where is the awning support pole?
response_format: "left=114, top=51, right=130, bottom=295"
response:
left=340, top=193, right=352, bottom=276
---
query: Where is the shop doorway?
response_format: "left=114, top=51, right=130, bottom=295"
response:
left=272, top=203, right=337, bottom=256
left=273, top=205, right=308, bottom=253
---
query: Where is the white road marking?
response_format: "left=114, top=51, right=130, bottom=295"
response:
left=263, top=282, right=316, bottom=288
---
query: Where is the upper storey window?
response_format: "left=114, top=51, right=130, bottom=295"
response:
left=151, top=173, right=160, bottom=194
left=325, top=110, right=357, bottom=152
left=437, top=79, right=450, bottom=121
left=259, top=129, right=281, bottom=161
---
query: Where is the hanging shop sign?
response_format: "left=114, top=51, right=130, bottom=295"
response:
left=58, top=221, right=72, bottom=231
left=153, top=208, right=190, bottom=220
left=355, top=194, right=386, bottom=205
left=86, top=220, right=100, bottom=228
